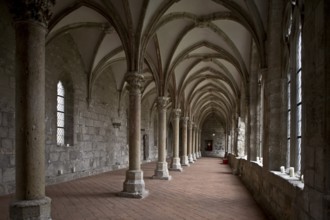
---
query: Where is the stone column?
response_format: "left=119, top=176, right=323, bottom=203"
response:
left=118, top=72, right=148, bottom=198
left=303, top=1, right=330, bottom=219
left=232, top=115, right=238, bottom=156
left=170, top=109, right=183, bottom=171
left=181, top=117, right=190, bottom=166
left=192, top=125, right=197, bottom=161
left=197, top=127, right=201, bottom=158
left=199, top=129, right=202, bottom=157
left=195, top=126, right=198, bottom=160
left=263, top=0, right=286, bottom=170
left=153, top=97, right=171, bottom=180
left=188, top=120, right=194, bottom=163
left=248, top=41, right=259, bottom=162
left=9, top=1, right=53, bottom=219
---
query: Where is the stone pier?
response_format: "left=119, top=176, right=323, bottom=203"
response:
left=181, top=117, right=190, bottom=166
left=118, top=72, right=148, bottom=199
left=153, top=97, right=171, bottom=180
left=170, top=109, right=183, bottom=171
left=9, top=1, right=54, bottom=219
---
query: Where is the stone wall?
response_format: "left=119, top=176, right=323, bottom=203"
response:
left=201, top=116, right=225, bottom=157
left=44, top=33, right=158, bottom=185
left=141, top=96, right=158, bottom=161
left=0, top=2, right=15, bottom=195
left=0, top=12, right=158, bottom=194
left=228, top=154, right=304, bottom=220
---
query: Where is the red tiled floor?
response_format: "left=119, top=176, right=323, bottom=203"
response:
left=0, top=158, right=268, bottom=220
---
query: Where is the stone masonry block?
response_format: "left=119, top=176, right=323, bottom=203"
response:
left=49, top=152, right=59, bottom=162
left=69, top=151, right=81, bottom=160
left=309, top=189, right=323, bottom=220
left=0, top=155, right=10, bottom=168
left=59, top=152, right=69, bottom=162
left=1, top=138, right=13, bottom=153
left=8, top=127, right=14, bottom=138
left=9, top=155, right=15, bottom=166
left=3, top=167, right=15, bottom=182
left=0, top=126, right=8, bottom=138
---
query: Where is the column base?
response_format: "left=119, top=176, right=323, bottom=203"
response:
left=10, top=197, right=52, bottom=220
left=197, top=151, right=202, bottom=158
left=118, top=170, right=149, bottom=199
left=170, top=157, right=183, bottom=172
left=181, top=156, right=190, bottom=166
left=188, top=155, right=195, bottom=163
left=152, top=162, right=172, bottom=180
left=193, top=153, right=197, bottom=161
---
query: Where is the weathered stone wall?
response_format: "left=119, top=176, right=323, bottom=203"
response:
left=201, top=117, right=225, bottom=157
left=45, top=33, right=132, bottom=184
left=228, top=154, right=304, bottom=220
left=0, top=19, right=158, bottom=195
left=0, top=2, right=15, bottom=195
left=45, top=33, right=158, bottom=184
left=141, top=96, right=158, bottom=162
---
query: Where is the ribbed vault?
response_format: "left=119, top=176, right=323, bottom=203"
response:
left=47, top=0, right=268, bottom=129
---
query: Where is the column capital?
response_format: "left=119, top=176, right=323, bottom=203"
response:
left=181, top=117, right=189, bottom=126
left=172, top=109, right=181, bottom=118
left=189, top=120, right=194, bottom=129
left=10, top=0, right=55, bottom=25
left=157, top=97, right=169, bottom=111
left=126, top=72, right=144, bottom=94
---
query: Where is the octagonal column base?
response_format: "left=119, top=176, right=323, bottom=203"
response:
left=153, top=162, right=172, bottom=180
left=170, top=157, right=183, bottom=172
left=10, top=197, right=52, bottom=220
left=118, top=170, right=149, bottom=199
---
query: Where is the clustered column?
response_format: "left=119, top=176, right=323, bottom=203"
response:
left=181, top=117, right=190, bottom=166
left=153, top=97, right=171, bottom=180
left=10, top=1, right=54, bottom=219
left=118, top=72, right=148, bottom=198
left=170, top=109, right=183, bottom=171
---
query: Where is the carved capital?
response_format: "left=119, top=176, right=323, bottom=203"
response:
left=189, top=120, right=194, bottom=129
left=10, top=0, right=55, bottom=25
left=181, top=117, right=189, bottom=127
left=157, top=97, right=169, bottom=111
left=172, top=109, right=181, bottom=119
left=126, top=72, right=144, bottom=94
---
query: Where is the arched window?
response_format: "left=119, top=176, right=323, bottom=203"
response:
left=285, top=1, right=303, bottom=176
left=57, top=81, right=65, bottom=146
left=296, top=29, right=302, bottom=173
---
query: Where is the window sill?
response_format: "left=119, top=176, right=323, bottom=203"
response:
left=57, top=144, right=71, bottom=148
left=271, top=171, right=304, bottom=190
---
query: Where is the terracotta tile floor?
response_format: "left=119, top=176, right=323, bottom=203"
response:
left=0, top=158, right=268, bottom=220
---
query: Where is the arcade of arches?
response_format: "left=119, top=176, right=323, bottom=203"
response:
left=0, top=0, right=329, bottom=219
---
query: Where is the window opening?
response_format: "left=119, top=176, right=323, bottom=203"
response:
left=296, top=30, right=302, bottom=174
left=57, top=81, right=65, bottom=146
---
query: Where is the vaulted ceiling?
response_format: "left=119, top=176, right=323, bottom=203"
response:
left=47, top=0, right=268, bottom=127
